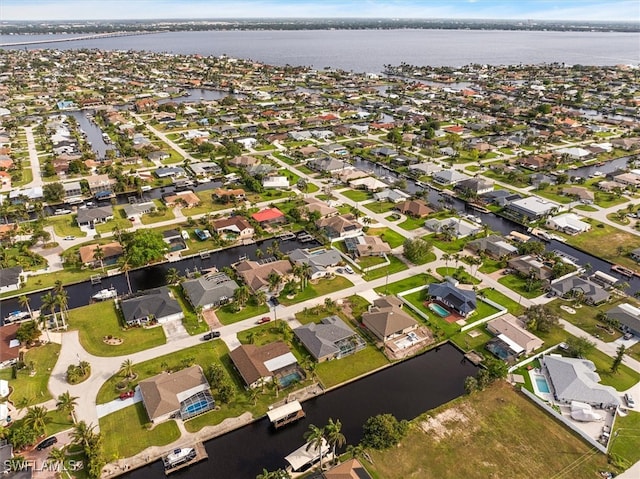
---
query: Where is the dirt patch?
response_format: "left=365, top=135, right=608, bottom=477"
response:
left=419, top=406, right=475, bottom=442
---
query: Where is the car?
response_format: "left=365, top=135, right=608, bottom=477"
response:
left=269, top=297, right=279, bottom=307
left=129, top=217, right=136, bottom=222
left=344, top=266, right=354, bottom=274
left=336, top=268, right=344, bottom=274
left=202, top=331, right=221, bottom=341
left=623, top=332, right=634, bottom=340
left=119, top=390, right=135, bottom=400
left=257, top=316, right=271, bottom=324
left=36, top=436, right=57, bottom=451
left=63, top=235, right=76, bottom=240
left=625, top=393, right=635, bottom=408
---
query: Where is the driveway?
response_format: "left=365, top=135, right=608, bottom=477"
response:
left=96, top=387, right=142, bottom=418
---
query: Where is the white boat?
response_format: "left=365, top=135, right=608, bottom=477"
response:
left=4, top=311, right=30, bottom=323
left=92, top=288, right=117, bottom=301
left=163, top=448, right=196, bottom=469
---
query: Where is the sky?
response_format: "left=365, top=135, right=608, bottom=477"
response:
left=2, top=0, right=639, bottom=22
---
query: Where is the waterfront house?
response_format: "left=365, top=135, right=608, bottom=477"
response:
left=316, top=214, right=363, bottom=240
left=181, top=272, right=239, bottom=310
left=294, top=315, right=366, bottom=362
left=0, top=323, right=20, bottom=368
left=466, top=235, right=518, bottom=258
left=0, top=267, right=22, bottom=294
left=373, top=188, right=411, bottom=203
left=605, top=303, right=640, bottom=337
left=546, top=213, right=591, bottom=235
left=486, top=314, right=543, bottom=355
left=235, top=259, right=293, bottom=293
left=229, top=341, right=300, bottom=389
left=9, top=186, right=44, bottom=204
left=397, top=199, right=433, bottom=218
left=362, top=296, right=418, bottom=342
left=303, top=198, right=338, bottom=218
left=349, top=176, right=388, bottom=192
left=63, top=181, right=83, bottom=199
left=432, top=169, right=471, bottom=185
left=163, top=191, right=201, bottom=208
left=507, top=255, right=553, bottom=281
left=154, top=166, right=186, bottom=179
left=454, top=177, right=494, bottom=196
left=307, top=157, right=350, bottom=173
left=76, top=206, right=114, bottom=230
left=139, top=365, right=214, bottom=423
left=86, top=174, right=115, bottom=195
left=322, top=459, right=373, bottom=479
left=120, top=287, right=184, bottom=326
left=211, top=216, right=254, bottom=240
left=190, top=161, right=222, bottom=177
left=123, top=202, right=156, bottom=219
left=542, top=355, right=620, bottom=408
left=504, top=197, right=557, bottom=222
left=428, top=281, right=477, bottom=318
left=252, top=208, right=286, bottom=227
left=549, top=276, right=610, bottom=304
left=78, top=242, right=123, bottom=268
left=424, top=217, right=481, bottom=239
left=213, top=188, right=246, bottom=203
left=345, top=235, right=392, bottom=257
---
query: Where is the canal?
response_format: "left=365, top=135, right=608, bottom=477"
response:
left=123, top=342, right=478, bottom=479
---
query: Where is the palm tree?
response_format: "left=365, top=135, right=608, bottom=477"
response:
left=93, top=244, right=105, bottom=272
left=18, top=295, right=32, bottom=320
left=120, top=359, right=134, bottom=379
left=253, top=290, right=267, bottom=306
left=255, top=249, right=264, bottom=259
left=56, top=391, right=79, bottom=424
left=24, top=405, right=48, bottom=437
left=40, top=291, right=59, bottom=330
left=166, top=267, right=181, bottom=285
left=304, top=424, right=326, bottom=472
left=325, top=418, right=346, bottom=465
left=54, top=283, right=69, bottom=329
left=234, top=285, right=250, bottom=309
left=248, top=387, right=259, bottom=406
left=119, top=256, right=133, bottom=295
left=47, top=446, right=67, bottom=465
left=71, top=421, right=95, bottom=448
left=442, top=253, right=452, bottom=275
left=300, top=263, right=312, bottom=290
left=268, top=272, right=282, bottom=293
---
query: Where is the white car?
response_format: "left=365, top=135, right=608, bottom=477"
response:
left=63, top=236, right=76, bottom=240
left=344, top=266, right=354, bottom=274
left=625, top=393, right=635, bottom=408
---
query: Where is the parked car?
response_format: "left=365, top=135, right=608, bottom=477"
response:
left=257, top=316, right=271, bottom=324
left=623, top=332, right=634, bottom=340
left=336, top=268, right=344, bottom=274
left=202, top=331, right=221, bottom=341
left=36, top=436, right=58, bottom=451
left=63, top=235, right=76, bottom=240
left=269, top=297, right=279, bottom=307
left=344, top=266, right=354, bottom=274
left=624, top=393, right=635, bottom=408
left=119, top=390, right=135, bottom=400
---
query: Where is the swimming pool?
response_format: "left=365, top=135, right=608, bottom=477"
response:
left=429, top=303, right=450, bottom=317
left=184, top=399, right=210, bottom=415
left=279, top=371, right=302, bottom=387
left=535, top=376, right=550, bottom=394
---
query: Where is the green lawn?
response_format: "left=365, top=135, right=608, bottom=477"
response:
left=436, top=267, right=480, bottom=284
left=68, top=301, right=166, bottom=356
left=95, top=217, right=133, bottom=235
left=356, top=255, right=387, bottom=269
left=478, top=257, right=504, bottom=274
left=583, top=348, right=640, bottom=391
left=366, top=227, right=405, bottom=249
left=564, top=222, right=640, bottom=271
left=47, top=215, right=87, bottom=238
left=10, top=409, right=74, bottom=439
left=363, top=201, right=396, bottom=214
left=430, top=236, right=470, bottom=253
left=367, top=381, right=610, bottom=479
left=278, top=276, right=354, bottom=306
left=533, top=186, right=573, bottom=204
left=497, top=274, right=545, bottom=299
left=450, top=327, right=493, bottom=352
left=340, top=189, right=373, bottom=202
left=140, top=200, right=175, bottom=225
left=316, top=346, right=389, bottom=388
left=169, top=286, right=210, bottom=335
left=363, top=255, right=410, bottom=281
left=0, top=343, right=61, bottom=406
left=610, top=410, right=640, bottom=469
left=216, top=302, right=270, bottom=325
left=479, top=288, right=525, bottom=316
left=99, top=403, right=181, bottom=458
left=574, top=204, right=598, bottom=212
left=398, top=216, right=424, bottom=230
left=545, top=298, right=624, bottom=343
left=374, top=273, right=438, bottom=295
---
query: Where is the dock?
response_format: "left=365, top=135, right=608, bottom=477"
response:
left=200, top=251, right=210, bottom=259
left=90, top=274, right=102, bottom=284
left=165, top=442, right=208, bottom=475
left=267, top=400, right=305, bottom=429
left=611, top=264, right=638, bottom=278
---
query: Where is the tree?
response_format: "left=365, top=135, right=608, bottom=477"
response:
left=464, top=376, right=478, bottom=395
left=362, top=413, right=408, bottom=450
left=234, top=285, right=251, bottom=309
left=566, top=336, right=596, bottom=358
left=18, top=295, right=32, bottom=320
left=121, top=229, right=167, bottom=267
left=166, top=267, right=181, bottom=285
left=41, top=291, right=60, bottom=330
left=93, top=244, right=105, bottom=272
left=268, top=272, right=283, bottom=293
left=54, top=281, right=69, bottom=329
left=24, top=405, right=48, bottom=437
left=120, top=359, right=134, bottom=379
left=611, top=344, right=626, bottom=373
left=43, top=182, right=66, bottom=203
left=325, top=418, right=346, bottom=465
left=47, top=446, right=67, bottom=466
left=16, top=320, right=40, bottom=345
left=56, top=391, right=78, bottom=424
left=71, top=421, right=95, bottom=449
left=118, top=255, right=133, bottom=295
left=303, top=424, right=326, bottom=472
left=403, top=238, right=433, bottom=264
left=523, top=304, right=558, bottom=333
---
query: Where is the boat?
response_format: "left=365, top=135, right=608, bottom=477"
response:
left=163, top=448, right=197, bottom=470
left=4, top=311, right=30, bottom=323
left=611, top=264, right=636, bottom=278
left=589, top=171, right=604, bottom=178
left=528, top=227, right=551, bottom=242
left=92, top=288, right=117, bottom=301
left=284, top=439, right=330, bottom=473
left=267, top=400, right=305, bottom=429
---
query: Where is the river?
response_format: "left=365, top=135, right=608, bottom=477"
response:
left=123, top=342, right=477, bottom=479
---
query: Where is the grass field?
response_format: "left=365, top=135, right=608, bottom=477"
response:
left=0, top=343, right=61, bottom=406
left=99, top=403, right=181, bottom=458
left=340, top=189, right=373, bottom=202
left=610, top=410, right=640, bottom=469
left=68, top=301, right=166, bottom=356
left=497, top=274, right=545, bottom=299
left=278, top=276, right=354, bottom=305
left=479, top=288, right=525, bottom=316
left=363, top=255, right=409, bottom=281
left=216, top=302, right=270, bottom=324
left=366, top=381, right=610, bottom=479
left=546, top=298, right=624, bottom=343
left=398, top=216, right=424, bottom=230
left=564, top=222, right=640, bottom=271
left=366, top=227, right=405, bottom=249
left=374, top=273, right=437, bottom=295
left=316, top=346, right=389, bottom=388
left=363, top=201, right=396, bottom=214
left=48, top=214, right=87, bottom=238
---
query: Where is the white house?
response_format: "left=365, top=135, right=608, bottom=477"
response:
left=262, top=176, right=290, bottom=189
left=546, top=213, right=591, bottom=235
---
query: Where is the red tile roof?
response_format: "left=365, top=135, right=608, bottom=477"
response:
left=252, top=208, right=285, bottom=223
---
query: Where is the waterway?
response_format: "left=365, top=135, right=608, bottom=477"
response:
left=123, top=342, right=477, bottom=479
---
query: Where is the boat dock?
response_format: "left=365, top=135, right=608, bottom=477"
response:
left=165, top=442, right=208, bottom=475
left=611, top=264, right=638, bottom=278
left=267, top=400, right=305, bottom=429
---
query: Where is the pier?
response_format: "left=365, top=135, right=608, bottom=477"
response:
left=164, top=442, right=208, bottom=475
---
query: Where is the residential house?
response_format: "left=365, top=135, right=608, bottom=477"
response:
left=362, top=296, right=418, bottom=342
left=262, top=176, right=290, bottom=190
left=549, top=276, right=610, bottom=304
left=181, top=272, right=239, bottom=310
left=120, top=287, right=184, bottom=326
left=454, top=177, right=494, bottom=197
left=373, top=188, right=410, bottom=203
left=605, top=303, right=640, bottom=336
left=294, top=316, right=366, bottom=362
left=542, top=355, right=620, bottom=408
left=86, top=174, right=114, bottom=195
left=9, top=186, right=44, bottom=204
left=154, top=166, right=186, bottom=179
left=466, top=235, right=518, bottom=258
left=370, top=146, right=398, bottom=158
left=147, top=150, right=170, bottom=162
left=505, top=197, right=557, bottom=221
left=211, top=216, right=254, bottom=240
left=162, top=229, right=185, bottom=251
left=424, top=217, right=482, bottom=239
left=319, top=143, right=348, bottom=156
left=213, top=188, right=246, bottom=202
left=235, top=259, right=292, bottom=293
left=397, top=199, right=433, bottom=218
left=78, top=242, right=123, bottom=268
left=322, top=459, right=373, bottom=479
left=349, top=176, right=388, bottom=192
left=432, top=169, right=471, bottom=185
left=288, top=248, right=342, bottom=279
left=316, top=214, right=363, bottom=240
left=428, top=281, right=477, bottom=318
left=229, top=341, right=300, bottom=389
left=508, top=255, right=553, bottom=281
left=139, top=365, right=214, bottom=423
left=0, top=323, right=20, bottom=368
left=562, top=186, right=595, bottom=204
left=486, top=314, right=544, bottom=355
left=229, top=155, right=260, bottom=168
left=0, top=266, right=23, bottom=294
left=123, top=202, right=156, bottom=218
left=252, top=208, right=286, bottom=227
left=76, top=206, right=114, bottom=230
left=304, top=198, right=338, bottom=218
left=190, top=161, right=222, bottom=177
left=163, top=191, right=201, bottom=208
left=407, top=162, right=441, bottom=177
left=546, top=213, right=591, bottom=235
left=63, top=181, right=83, bottom=199
left=307, top=157, right=350, bottom=173
left=345, top=235, right=392, bottom=257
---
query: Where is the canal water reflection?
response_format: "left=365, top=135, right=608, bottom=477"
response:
left=124, top=342, right=478, bottom=479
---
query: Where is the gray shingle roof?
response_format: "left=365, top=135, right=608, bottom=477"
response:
left=120, top=287, right=183, bottom=322
left=181, top=272, right=239, bottom=308
left=294, top=316, right=356, bottom=360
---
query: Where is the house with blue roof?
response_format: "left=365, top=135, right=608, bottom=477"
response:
left=428, top=280, right=477, bottom=318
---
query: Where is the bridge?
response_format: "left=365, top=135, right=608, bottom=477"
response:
left=0, top=31, right=157, bottom=47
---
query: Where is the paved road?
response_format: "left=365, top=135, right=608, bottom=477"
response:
left=23, top=126, right=44, bottom=189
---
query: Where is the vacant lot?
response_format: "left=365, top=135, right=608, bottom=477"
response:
left=564, top=222, right=640, bottom=271
left=367, top=382, right=610, bottom=479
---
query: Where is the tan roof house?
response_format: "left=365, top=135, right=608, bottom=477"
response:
left=78, top=242, right=123, bottom=268
left=229, top=155, right=260, bottom=168
left=362, top=296, right=418, bottom=342
left=486, top=314, right=543, bottom=355
left=323, top=459, right=373, bottom=479
left=229, top=341, right=299, bottom=389
left=355, top=236, right=392, bottom=257
left=304, top=197, right=338, bottom=218
left=164, top=191, right=201, bottom=207
left=211, top=216, right=254, bottom=239
left=397, top=199, right=433, bottom=218
left=235, top=259, right=292, bottom=293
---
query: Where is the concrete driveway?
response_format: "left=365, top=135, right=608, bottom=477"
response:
left=96, top=386, right=141, bottom=418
